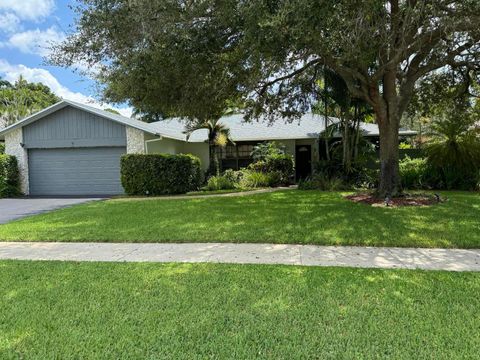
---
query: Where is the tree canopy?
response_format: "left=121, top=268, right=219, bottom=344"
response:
left=51, top=0, right=480, bottom=196
left=0, top=76, right=60, bottom=127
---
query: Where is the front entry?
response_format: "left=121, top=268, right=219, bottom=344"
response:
left=295, top=145, right=312, bottom=181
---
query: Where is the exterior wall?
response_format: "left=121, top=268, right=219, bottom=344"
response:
left=281, top=139, right=296, bottom=157
left=145, top=136, right=183, bottom=154
left=23, top=106, right=126, bottom=149
left=183, top=142, right=210, bottom=171
left=144, top=134, right=210, bottom=171
left=4, top=128, right=29, bottom=194
left=126, top=127, right=145, bottom=153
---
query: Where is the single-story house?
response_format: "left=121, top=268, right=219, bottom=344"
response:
left=0, top=100, right=415, bottom=196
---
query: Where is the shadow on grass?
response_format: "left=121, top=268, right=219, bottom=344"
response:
left=0, top=190, right=478, bottom=248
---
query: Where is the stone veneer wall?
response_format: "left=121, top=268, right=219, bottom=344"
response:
left=126, top=127, right=145, bottom=154
left=4, top=128, right=29, bottom=195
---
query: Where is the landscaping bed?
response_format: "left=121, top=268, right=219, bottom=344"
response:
left=1, top=261, right=479, bottom=359
left=345, top=192, right=443, bottom=207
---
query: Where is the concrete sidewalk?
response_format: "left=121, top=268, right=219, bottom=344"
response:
left=0, top=242, right=479, bottom=271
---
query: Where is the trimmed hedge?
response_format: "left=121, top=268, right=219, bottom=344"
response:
left=121, top=153, right=203, bottom=195
left=0, top=154, right=20, bottom=197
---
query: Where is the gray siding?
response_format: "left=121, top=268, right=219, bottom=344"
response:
left=23, top=106, right=126, bottom=149
left=28, top=147, right=125, bottom=195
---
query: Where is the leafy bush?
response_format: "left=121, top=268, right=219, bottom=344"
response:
left=251, top=141, right=286, bottom=161
left=248, top=154, right=294, bottom=185
left=399, top=156, right=428, bottom=189
left=121, top=153, right=202, bottom=195
left=222, top=169, right=244, bottom=184
left=205, top=175, right=236, bottom=191
left=239, top=170, right=279, bottom=188
left=0, top=154, right=20, bottom=197
left=0, top=143, right=5, bottom=154
left=298, top=173, right=351, bottom=191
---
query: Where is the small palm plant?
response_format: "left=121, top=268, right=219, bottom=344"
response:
left=425, top=104, right=480, bottom=189
left=184, top=118, right=235, bottom=175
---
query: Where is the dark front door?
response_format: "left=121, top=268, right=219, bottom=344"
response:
left=295, top=145, right=312, bottom=180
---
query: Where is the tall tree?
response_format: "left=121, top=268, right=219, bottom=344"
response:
left=51, top=0, right=248, bottom=127
left=51, top=0, right=480, bottom=196
left=0, top=76, right=59, bottom=126
left=238, top=1, right=480, bottom=196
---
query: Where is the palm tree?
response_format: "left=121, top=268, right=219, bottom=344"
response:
left=184, top=118, right=235, bottom=176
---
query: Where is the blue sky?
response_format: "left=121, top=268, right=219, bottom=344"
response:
left=0, top=0, right=132, bottom=116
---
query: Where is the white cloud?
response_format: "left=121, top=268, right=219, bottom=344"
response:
left=0, top=59, right=133, bottom=117
left=0, top=13, right=20, bottom=33
left=1, top=26, right=65, bottom=56
left=0, top=0, right=55, bottom=21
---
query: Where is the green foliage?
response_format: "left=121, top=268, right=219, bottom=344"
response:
left=184, top=118, right=234, bottom=176
left=0, top=76, right=59, bottom=126
left=0, top=143, right=5, bottom=154
left=424, top=112, right=480, bottom=190
left=399, top=157, right=428, bottom=190
left=205, top=175, right=236, bottom=191
left=251, top=142, right=286, bottom=162
left=249, top=154, right=294, bottom=186
left=0, top=154, right=20, bottom=197
left=248, top=142, right=294, bottom=185
left=103, top=108, right=121, bottom=115
left=120, top=154, right=202, bottom=195
left=238, top=170, right=280, bottom=188
left=298, top=173, right=351, bottom=191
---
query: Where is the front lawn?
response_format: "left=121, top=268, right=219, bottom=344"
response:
left=1, top=261, right=479, bottom=359
left=0, top=190, right=479, bottom=248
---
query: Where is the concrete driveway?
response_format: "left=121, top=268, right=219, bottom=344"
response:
left=0, top=198, right=104, bottom=224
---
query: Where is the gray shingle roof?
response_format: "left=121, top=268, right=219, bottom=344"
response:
left=0, top=100, right=416, bottom=142
left=149, top=113, right=416, bottom=142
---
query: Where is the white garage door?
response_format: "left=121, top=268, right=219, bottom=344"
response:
left=28, top=147, right=125, bottom=196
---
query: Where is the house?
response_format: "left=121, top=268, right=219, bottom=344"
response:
left=0, top=100, right=415, bottom=196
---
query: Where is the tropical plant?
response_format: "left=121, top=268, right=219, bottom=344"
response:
left=205, top=175, right=236, bottom=191
left=0, top=76, right=59, bottom=126
left=424, top=103, right=480, bottom=190
left=184, top=119, right=234, bottom=176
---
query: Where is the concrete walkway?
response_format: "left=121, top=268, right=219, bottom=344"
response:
left=0, top=242, right=479, bottom=271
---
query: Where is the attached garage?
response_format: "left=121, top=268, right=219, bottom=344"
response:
left=28, top=147, right=125, bottom=196
left=0, top=100, right=160, bottom=196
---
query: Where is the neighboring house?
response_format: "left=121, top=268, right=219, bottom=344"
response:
left=0, top=100, right=415, bottom=196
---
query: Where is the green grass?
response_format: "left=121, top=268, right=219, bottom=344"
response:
left=1, top=261, right=479, bottom=359
left=0, top=190, right=479, bottom=248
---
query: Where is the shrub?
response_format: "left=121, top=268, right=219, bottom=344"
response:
left=298, top=173, right=351, bottom=191
left=222, top=169, right=244, bottom=184
left=0, top=154, right=20, bottom=197
left=251, top=141, right=286, bottom=161
left=248, top=154, right=294, bottom=185
left=0, top=143, right=5, bottom=154
left=239, top=170, right=279, bottom=188
left=205, top=175, right=236, bottom=191
left=121, top=153, right=202, bottom=195
left=399, top=156, right=428, bottom=189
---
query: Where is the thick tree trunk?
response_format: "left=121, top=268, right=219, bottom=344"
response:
left=377, top=112, right=401, bottom=198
